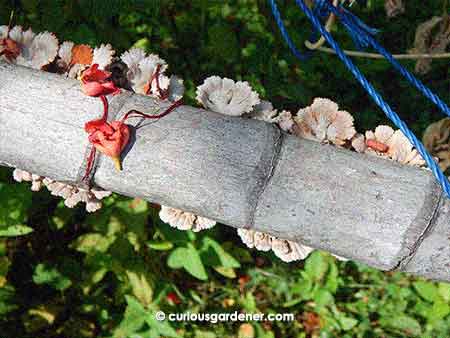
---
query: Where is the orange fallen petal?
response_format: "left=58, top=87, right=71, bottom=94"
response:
left=71, top=44, right=93, bottom=65
left=366, top=139, right=389, bottom=153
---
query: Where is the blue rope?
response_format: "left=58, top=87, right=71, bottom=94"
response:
left=322, top=2, right=450, bottom=118
left=268, top=0, right=311, bottom=61
left=270, top=0, right=450, bottom=197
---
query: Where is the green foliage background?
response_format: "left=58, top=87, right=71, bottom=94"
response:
left=1, top=0, right=450, bottom=337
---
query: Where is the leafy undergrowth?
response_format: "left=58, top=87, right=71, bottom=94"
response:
left=0, top=167, right=449, bottom=338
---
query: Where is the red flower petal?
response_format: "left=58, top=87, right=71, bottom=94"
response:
left=85, top=118, right=114, bottom=134
left=81, top=81, right=120, bottom=97
left=85, top=119, right=130, bottom=171
left=81, top=64, right=111, bottom=83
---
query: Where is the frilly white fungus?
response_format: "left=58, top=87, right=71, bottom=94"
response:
left=196, top=76, right=260, bottom=116
left=294, top=97, right=356, bottom=145
left=159, top=206, right=216, bottom=232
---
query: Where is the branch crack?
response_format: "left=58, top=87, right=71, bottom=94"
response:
left=246, top=125, right=284, bottom=229
left=392, top=190, right=443, bottom=271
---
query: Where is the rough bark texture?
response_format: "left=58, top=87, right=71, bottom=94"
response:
left=0, top=63, right=448, bottom=280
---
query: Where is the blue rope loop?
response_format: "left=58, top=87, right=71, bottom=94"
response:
left=269, top=0, right=450, bottom=197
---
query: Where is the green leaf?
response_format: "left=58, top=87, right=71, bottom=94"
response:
left=431, top=298, right=450, bottom=320
left=189, top=290, right=205, bottom=305
left=147, top=241, right=174, bottom=251
left=324, top=260, right=339, bottom=293
left=413, top=281, right=438, bottom=302
left=241, top=292, right=257, bottom=313
left=0, top=285, right=18, bottom=315
left=33, top=263, right=72, bottom=291
left=195, top=331, right=216, bottom=338
left=0, top=225, right=33, bottom=237
left=0, top=182, right=32, bottom=237
left=213, top=266, right=236, bottom=278
left=379, top=315, right=422, bottom=336
left=339, top=316, right=358, bottom=331
left=200, top=237, right=240, bottom=269
left=167, top=244, right=208, bottom=280
left=71, top=233, right=111, bottom=253
left=126, top=269, right=153, bottom=307
left=146, top=312, right=181, bottom=338
left=305, top=251, right=328, bottom=281
left=282, top=298, right=303, bottom=308
left=438, top=283, right=450, bottom=302
left=206, top=23, right=239, bottom=61
left=114, top=296, right=147, bottom=338
left=291, top=273, right=313, bottom=299
left=313, top=289, right=334, bottom=308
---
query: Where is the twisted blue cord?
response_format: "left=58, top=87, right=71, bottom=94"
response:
left=323, top=2, right=450, bottom=118
left=268, top=0, right=311, bottom=61
left=271, top=0, right=450, bottom=196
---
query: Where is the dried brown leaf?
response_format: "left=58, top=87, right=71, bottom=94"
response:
left=423, top=117, right=450, bottom=171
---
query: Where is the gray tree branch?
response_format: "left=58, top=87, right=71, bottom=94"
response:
left=0, top=63, right=448, bottom=281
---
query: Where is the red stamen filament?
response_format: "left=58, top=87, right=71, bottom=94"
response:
left=82, top=146, right=97, bottom=182
left=145, top=65, right=159, bottom=96
left=145, top=64, right=169, bottom=99
left=121, top=99, right=182, bottom=123
left=82, top=95, right=108, bottom=182
left=100, top=95, right=108, bottom=121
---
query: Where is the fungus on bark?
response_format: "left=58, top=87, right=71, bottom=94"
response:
left=196, top=76, right=260, bottom=116
left=293, top=98, right=356, bottom=146
left=159, top=206, right=216, bottom=232
left=0, top=25, right=58, bottom=69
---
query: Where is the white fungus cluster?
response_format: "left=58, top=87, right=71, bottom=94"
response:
left=12, top=169, right=45, bottom=192
left=247, top=100, right=294, bottom=132
left=237, top=229, right=314, bottom=263
left=120, top=47, right=184, bottom=101
left=293, top=97, right=356, bottom=146
left=44, top=178, right=111, bottom=212
left=159, top=206, right=216, bottom=232
left=12, top=169, right=111, bottom=213
left=353, top=125, right=426, bottom=166
left=0, top=25, right=58, bottom=69
left=58, top=41, right=115, bottom=77
left=196, top=76, right=260, bottom=116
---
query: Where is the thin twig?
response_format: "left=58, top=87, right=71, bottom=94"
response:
left=305, top=0, right=339, bottom=50
left=314, top=45, right=450, bottom=59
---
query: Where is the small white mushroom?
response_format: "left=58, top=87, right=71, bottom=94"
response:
left=92, top=43, right=115, bottom=70
left=271, top=238, right=314, bottom=262
left=237, top=229, right=314, bottom=262
left=294, top=97, right=356, bottom=145
left=159, top=206, right=216, bottom=232
left=247, top=100, right=294, bottom=132
left=2, top=26, right=58, bottom=69
left=237, top=229, right=272, bottom=252
left=12, top=169, right=45, bottom=192
left=365, top=125, right=426, bottom=166
left=121, top=48, right=172, bottom=98
left=196, top=76, right=260, bottom=116
left=43, top=178, right=112, bottom=212
left=57, top=41, right=74, bottom=69
left=351, top=133, right=367, bottom=153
